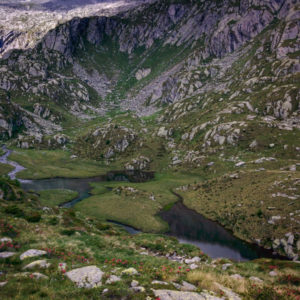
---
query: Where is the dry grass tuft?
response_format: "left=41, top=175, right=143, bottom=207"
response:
left=187, top=269, right=249, bottom=294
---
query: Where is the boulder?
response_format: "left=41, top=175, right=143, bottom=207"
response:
left=214, top=283, right=241, bottom=300
left=0, top=237, right=12, bottom=243
left=20, top=249, right=47, bottom=260
left=189, top=264, right=198, bottom=270
left=0, top=252, right=16, bottom=259
left=249, top=276, right=263, bottom=283
left=106, top=275, right=121, bottom=284
left=15, top=272, right=48, bottom=280
left=222, top=263, right=232, bottom=270
left=269, top=271, right=278, bottom=277
left=152, top=280, right=169, bottom=285
left=23, top=259, right=51, bottom=270
left=66, top=265, right=104, bottom=288
left=122, top=267, right=138, bottom=276
left=135, top=68, right=151, bottom=80
left=153, top=289, right=222, bottom=300
left=230, top=274, right=243, bottom=280
left=131, top=286, right=145, bottom=292
left=185, top=257, right=201, bottom=264
left=131, top=280, right=139, bottom=287
left=181, top=281, right=197, bottom=291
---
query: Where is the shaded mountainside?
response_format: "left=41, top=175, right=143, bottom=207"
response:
left=0, top=0, right=300, bottom=268
left=0, top=0, right=299, bottom=137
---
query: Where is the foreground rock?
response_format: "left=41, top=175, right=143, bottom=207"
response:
left=20, top=249, right=47, bottom=260
left=214, top=283, right=241, bottom=300
left=106, top=275, right=121, bottom=284
left=14, top=272, right=48, bottom=280
left=153, top=290, right=222, bottom=300
left=0, top=252, right=16, bottom=259
left=23, top=260, right=51, bottom=270
left=121, top=267, right=138, bottom=276
left=66, top=266, right=103, bottom=288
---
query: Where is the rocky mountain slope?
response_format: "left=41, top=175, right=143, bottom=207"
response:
left=0, top=0, right=300, bottom=280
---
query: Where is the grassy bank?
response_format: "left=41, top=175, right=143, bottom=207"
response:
left=9, top=149, right=118, bottom=179
left=38, top=189, right=79, bottom=207
left=75, top=172, right=203, bottom=232
left=179, top=169, right=300, bottom=254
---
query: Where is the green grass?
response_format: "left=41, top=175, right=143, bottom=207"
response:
left=0, top=162, right=14, bottom=176
left=38, top=189, right=79, bottom=207
left=9, top=149, right=121, bottom=179
left=75, top=172, right=203, bottom=232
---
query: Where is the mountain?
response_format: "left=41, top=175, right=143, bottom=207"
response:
left=0, top=0, right=300, bottom=298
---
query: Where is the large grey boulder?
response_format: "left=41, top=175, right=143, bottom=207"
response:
left=153, top=290, right=222, bottom=300
left=23, top=260, right=51, bottom=270
left=20, top=249, right=47, bottom=260
left=0, top=252, right=16, bottom=259
left=181, top=281, right=197, bottom=292
left=214, top=283, right=241, bottom=300
left=66, top=265, right=104, bottom=288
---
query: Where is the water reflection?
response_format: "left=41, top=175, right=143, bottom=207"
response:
left=160, top=202, right=281, bottom=261
left=21, top=170, right=154, bottom=207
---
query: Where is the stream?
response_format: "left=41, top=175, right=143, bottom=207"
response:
left=0, top=146, right=284, bottom=261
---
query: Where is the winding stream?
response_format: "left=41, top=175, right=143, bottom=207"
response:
left=0, top=146, right=284, bottom=261
left=0, top=146, right=31, bottom=183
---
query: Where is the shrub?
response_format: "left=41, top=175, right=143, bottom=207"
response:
left=25, top=211, right=41, bottom=223
left=60, top=229, right=75, bottom=236
left=278, top=274, right=300, bottom=286
left=96, top=223, right=112, bottom=231
left=48, top=217, right=59, bottom=225
left=5, top=205, right=24, bottom=217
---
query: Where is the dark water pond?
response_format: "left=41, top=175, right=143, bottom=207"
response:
left=160, top=201, right=283, bottom=261
left=21, top=171, right=154, bottom=208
